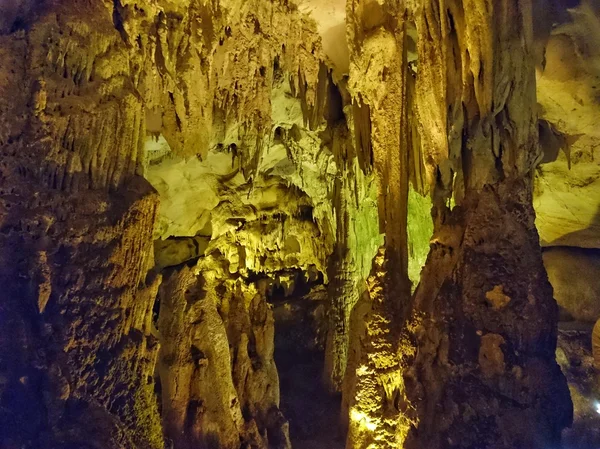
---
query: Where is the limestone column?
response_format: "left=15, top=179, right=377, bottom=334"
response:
left=403, top=0, right=573, bottom=447
left=344, top=2, right=414, bottom=447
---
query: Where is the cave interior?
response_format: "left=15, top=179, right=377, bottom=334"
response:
left=0, top=0, right=599, bottom=448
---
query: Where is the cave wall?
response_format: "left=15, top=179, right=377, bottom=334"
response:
left=0, top=178, right=163, bottom=448
left=533, top=0, right=600, bottom=250
left=543, top=246, right=600, bottom=322
left=532, top=0, right=600, bottom=338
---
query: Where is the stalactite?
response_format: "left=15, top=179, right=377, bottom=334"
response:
left=324, top=125, right=360, bottom=392
left=406, top=68, right=427, bottom=196
left=0, top=0, right=326, bottom=195
left=352, top=99, right=373, bottom=174
left=322, top=74, right=382, bottom=393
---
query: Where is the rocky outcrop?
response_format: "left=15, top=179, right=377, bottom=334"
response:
left=407, top=182, right=572, bottom=449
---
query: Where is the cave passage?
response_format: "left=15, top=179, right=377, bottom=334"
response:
left=268, top=271, right=345, bottom=449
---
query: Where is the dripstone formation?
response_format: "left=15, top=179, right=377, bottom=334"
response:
left=1, top=0, right=598, bottom=448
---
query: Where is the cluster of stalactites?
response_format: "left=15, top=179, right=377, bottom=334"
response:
left=344, top=0, right=540, bottom=210
left=123, top=0, right=330, bottom=178
left=0, top=0, right=329, bottom=193
left=410, top=0, right=539, bottom=207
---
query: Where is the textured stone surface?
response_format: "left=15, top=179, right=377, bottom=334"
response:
left=157, top=262, right=289, bottom=449
left=342, top=0, right=573, bottom=448
left=406, top=182, right=572, bottom=449
left=534, top=0, right=600, bottom=249
left=0, top=177, right=163, bottom=448
left=0, top=0, right=330, bottom=447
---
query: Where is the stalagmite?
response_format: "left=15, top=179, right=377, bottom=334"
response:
left=324, top=125, right=361, bottom=392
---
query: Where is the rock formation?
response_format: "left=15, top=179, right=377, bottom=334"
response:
left=0, top=0, right=597, bottom=448
left=594, top=319, right=600, bottom=370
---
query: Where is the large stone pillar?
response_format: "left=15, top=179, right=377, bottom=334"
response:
left=344, top=2, right=414, bottom=447
left=403, top=0, right=573, bottom=447
left=343, top=0, right=572, bottom=448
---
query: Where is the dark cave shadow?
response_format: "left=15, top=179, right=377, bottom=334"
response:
left=270, top=283, right=345, bottom=449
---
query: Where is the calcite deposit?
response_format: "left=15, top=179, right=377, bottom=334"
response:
left=0, top=0, right=598, bottom=448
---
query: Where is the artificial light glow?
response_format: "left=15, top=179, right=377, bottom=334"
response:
left=350, top=408, right=377, bottom=432
left=594, top=401, right=600, bottom=415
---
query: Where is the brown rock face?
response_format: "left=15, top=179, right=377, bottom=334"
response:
left=0, top=177, right=162, bottom=449
left=407, top=182, right=572, bottom=449
left=157, top=265, right=288, bottom=449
